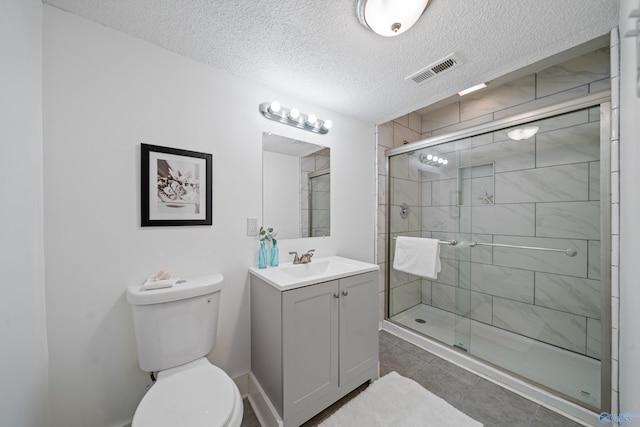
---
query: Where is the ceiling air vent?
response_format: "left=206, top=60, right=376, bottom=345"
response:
left=406, top=53, right=461, bottom=84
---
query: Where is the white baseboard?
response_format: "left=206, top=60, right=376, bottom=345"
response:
left=233, top=370, right=250, bottom=398
left=248, top=371, right=284, bottom=427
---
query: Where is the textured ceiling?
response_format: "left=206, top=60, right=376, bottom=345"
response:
left=43, top=0, right=618, bottom=124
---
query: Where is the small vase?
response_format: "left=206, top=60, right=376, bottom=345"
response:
left=258, top=242, right=267, bottom=269
left=270, top=241, right=279, bottom=267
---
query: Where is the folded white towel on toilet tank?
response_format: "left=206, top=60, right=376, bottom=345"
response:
left=393, top=236, right=441, bottom=280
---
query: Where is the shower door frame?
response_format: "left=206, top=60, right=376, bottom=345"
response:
left=384, top=90, right=612, bottom=416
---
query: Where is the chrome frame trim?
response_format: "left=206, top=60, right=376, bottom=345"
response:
left=385, top=91, right=611, bottom=157
left=600, top=101, right=612, bottom=414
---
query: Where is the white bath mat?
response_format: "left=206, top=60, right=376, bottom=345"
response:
left=318, top=371, right=483, bottom=427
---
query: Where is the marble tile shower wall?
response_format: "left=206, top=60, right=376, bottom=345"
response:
left=377, top=47, right=610, bottom=359
left=400, top=110, right=600, bottom=358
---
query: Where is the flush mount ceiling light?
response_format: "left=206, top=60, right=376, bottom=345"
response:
left=507, top=126, right=540, bottom=141
left=357, top=0, right=430, bottom=37
left=259, top=101, right=332, bottom=134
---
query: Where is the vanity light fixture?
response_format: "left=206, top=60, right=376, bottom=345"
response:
left=507, top=126, right=540, bottom=141
left=357, top=0, right=430, bottom=37
left=458, top=82, right=488, bottom=96
left=259, top=101, right=332, bottom=134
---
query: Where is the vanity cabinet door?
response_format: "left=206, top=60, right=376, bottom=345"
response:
left=338, top=271, right=379, bottom=387
left=282, top=280, right=339, bottom=419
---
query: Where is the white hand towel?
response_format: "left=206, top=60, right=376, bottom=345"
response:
left=393, top=236, right=441, bottom=279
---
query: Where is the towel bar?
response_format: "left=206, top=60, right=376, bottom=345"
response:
left=392, top=237, right=458, bottom=246
left=469, top=241, right=577, bottom=257
left=391, top=237, right=576, bottom=257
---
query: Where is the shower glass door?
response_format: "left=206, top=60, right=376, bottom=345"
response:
left=387, top=102, right=608, bottom=411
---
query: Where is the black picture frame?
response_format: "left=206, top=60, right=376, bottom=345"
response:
left=141, top=143, right=212, bottom=227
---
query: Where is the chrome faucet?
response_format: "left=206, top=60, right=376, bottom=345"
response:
left=289, top=249, right=315, bottom=264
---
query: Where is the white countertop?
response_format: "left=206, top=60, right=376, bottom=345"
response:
left=249, top=255, right=379, bottom=290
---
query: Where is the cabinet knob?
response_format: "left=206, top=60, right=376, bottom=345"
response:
left=333, top=292, right=340, bottom=298
left=342, top=290, right=348, bottom=296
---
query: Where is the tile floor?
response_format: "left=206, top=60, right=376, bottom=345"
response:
left=240, top=330, right=587, bottom=427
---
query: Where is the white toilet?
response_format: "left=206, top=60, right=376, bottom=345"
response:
left=126, top=274, right=243, bottom=427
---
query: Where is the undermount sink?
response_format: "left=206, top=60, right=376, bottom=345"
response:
left=249, top=256, right=379, bottom=290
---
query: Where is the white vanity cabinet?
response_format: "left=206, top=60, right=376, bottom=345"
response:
left=250, top=265, right=379, bottom=427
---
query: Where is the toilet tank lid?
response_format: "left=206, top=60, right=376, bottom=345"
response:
left=126, top=273, right=223, bottom=305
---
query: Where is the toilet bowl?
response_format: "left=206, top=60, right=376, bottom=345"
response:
left=126, top=274, right=242, bottom=427
left=132, top=358, right=242, bottom=427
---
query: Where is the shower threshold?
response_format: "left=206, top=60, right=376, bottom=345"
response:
left=388, top=304, right=600, bottom=421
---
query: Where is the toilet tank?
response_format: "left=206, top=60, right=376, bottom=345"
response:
left=126, top=274, right=223, bottom=372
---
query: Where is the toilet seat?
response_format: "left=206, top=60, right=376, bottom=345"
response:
left=132, top=358, right=242, bottom=427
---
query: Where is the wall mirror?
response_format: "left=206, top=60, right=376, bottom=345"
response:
left=262, top=132, right=330, bottom=240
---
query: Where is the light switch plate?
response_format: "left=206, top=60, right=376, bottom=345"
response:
left=247, top=217, right=258, bottom=236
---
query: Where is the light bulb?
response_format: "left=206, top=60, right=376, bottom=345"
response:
left=306, top=114, right=317, bottom=126
left=426, top=154, right=433, bottom=160
left=443, top=159, right=449, bottom=165
left=322, top=119, right=333, bottom=130
left=269, top=101, right=281, bottom=114
left=438, top=158, right=444, bottom=164
left=289, top=108, right=300, bottom=120
left=432, top=156, right=439, bottom=162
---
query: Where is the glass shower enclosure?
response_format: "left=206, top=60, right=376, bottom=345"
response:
left=386, top=94, right=611, bottom=412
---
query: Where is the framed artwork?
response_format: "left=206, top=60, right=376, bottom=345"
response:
left=141, top=143, right=212, bottom=226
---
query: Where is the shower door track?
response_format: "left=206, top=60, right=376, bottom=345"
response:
left=383, top=90, right=612, bottom=425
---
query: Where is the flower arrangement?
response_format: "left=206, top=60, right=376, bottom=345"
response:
left=259, top=226, right=277, bottom=244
